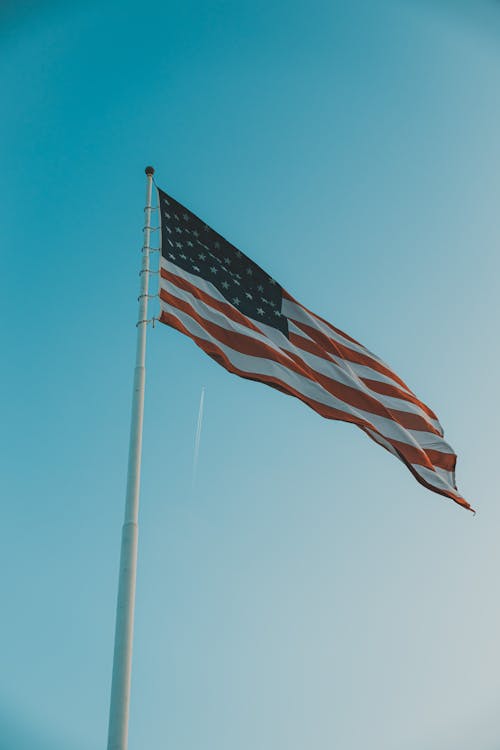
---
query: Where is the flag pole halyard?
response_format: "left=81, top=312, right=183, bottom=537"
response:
left=107, top=166, right=155, bottom=750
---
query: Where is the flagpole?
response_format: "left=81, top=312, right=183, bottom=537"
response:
left=107, top=166, right=155, bottom=750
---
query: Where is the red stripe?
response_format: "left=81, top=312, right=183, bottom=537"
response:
left=425, top=450, right=456, bottom=472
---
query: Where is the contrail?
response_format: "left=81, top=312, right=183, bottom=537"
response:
left=192, top=386, right=205, bottom=492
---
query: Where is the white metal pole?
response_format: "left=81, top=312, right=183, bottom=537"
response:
left=107, top=166, right=155, bottom=750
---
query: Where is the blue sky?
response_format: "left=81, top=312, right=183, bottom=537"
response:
left=1, top=1, right=500, bottom=748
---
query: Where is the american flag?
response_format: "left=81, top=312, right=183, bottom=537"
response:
left=157, top=187, right=471, bottom=512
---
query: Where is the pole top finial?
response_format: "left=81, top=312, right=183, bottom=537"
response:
left=145, top=166, right=155, bottom=175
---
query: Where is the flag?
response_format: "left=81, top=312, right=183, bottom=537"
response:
left=157, top=187, right=471, bottom=511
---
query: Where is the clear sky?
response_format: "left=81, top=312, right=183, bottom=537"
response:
left=1, top=1, right=500, bottom=748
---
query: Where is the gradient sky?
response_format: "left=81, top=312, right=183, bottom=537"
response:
left=2, top=1, right=500, bottom=748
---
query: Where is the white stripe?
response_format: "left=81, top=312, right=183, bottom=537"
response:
left=364, top=427, right=399, bottom=458
left=411, top=464, right=458, bottom=496
left=434, top=466, right=457, bottom=489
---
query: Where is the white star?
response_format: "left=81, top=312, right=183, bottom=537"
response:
left=187, top=240, right=194, bottom=247
left=210, top=266, right=218, bottom=274
left=245, top=292, right=253, bottom=299
left=166, top=227, right=172, bottom=234
left=256, top=307, right=264, bottom=316
left=269, top=278, right=276, bottom=285
left=198, top=253, right=206, bottom=260
left=192, top=230, right=199, bottom=238
left=224, top=257, right=231, bottom=265
left=261, top=297, right=268, bottom=304
left=214, top=241, right=220, bottom=249
left=175, top=227, right=182, bottom=234
left=182, top=213, right=189, bottom=220
left=274, top=310, right=281, bottom=317
left=221, top=281, right=229, bottom=290
left=246, top=268, right=253, bottom=276
left=180, top=253, right=187, bottom=260
left=269, top=300, right=275, bottom=308
left=257, top=284, right=264, bottom=292
left=232, top=297, right=241, bottom=306
left=164, top=212, right=171, bottom=219
left=175, top=241, right=183, bottom=249
left=168, top=252, right=175, bottom=259
left=235, top=273, right=242, bottom=280
left=174, top=214, right=179, bottom=220
left=233, top=279, right=240, bottom=286
left=236, top=251, right=242, bottom=259
left=193, top=265, right=200, bottom=271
